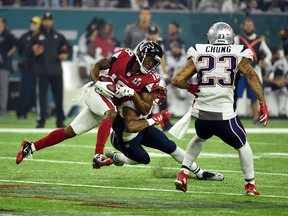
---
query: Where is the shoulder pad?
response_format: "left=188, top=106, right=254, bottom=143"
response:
left=187, top=45, right=197, bottom=60
left=240, top=46, right=254, bottom=61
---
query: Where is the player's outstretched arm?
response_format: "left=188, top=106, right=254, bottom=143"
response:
left=171, top=58, right=196, bottom=89
left=91, top=57, right=112, bottom=82
left=239, top=57, right=269, bottom=125
left=238, top=58, right=266, bottom=103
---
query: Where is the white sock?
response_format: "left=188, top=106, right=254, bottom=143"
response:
left=31, top=143, right=36, bottom=152
left=181, top=135, right=206, bottom=175
left=170, top=146, right=185, bottom=163
left=115, top=153, right=138, bottom=165
left=190, top=162, right=204, bottom=178
left=237, top=141, right=255, bottom=184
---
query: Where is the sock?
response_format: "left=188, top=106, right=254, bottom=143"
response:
left=180, top=165, right=190, bottom=175
left=95, top=119, right=112, bottom=154
left=237, top=141, right=255, bottom=184
left=115, top=153, right=138, bottom=165
left=170, top=146, right=204, bottom=178
left=190, top=162, right=204, bottom=178
left=181, top=135, right=206, bottom=174
left=34, top=128, right=67, bottom=151
left=170, top=146, right=185, bottom=163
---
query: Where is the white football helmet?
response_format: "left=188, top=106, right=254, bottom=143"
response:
left=207, top=22, right=235, bottom=45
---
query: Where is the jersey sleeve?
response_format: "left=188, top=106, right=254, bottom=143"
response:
left=186, top=45, right=197, bottom=60
left=240, top=46, right=254, bottom=61
left=141, top=73, right=161, bottom=93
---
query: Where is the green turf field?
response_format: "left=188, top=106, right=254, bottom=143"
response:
left=0, top=112, right=288, bottom=215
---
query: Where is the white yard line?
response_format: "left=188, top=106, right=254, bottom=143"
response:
left=1, top=156, right=288, bottom=177
left=0, top=128, right=288, bottom=134
left=0, top=179, right=287, bottom=199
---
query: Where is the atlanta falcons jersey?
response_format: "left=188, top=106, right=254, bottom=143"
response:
left=188, top=44, right=253, bottom=120
left=108, top=48, right=160, bottom=93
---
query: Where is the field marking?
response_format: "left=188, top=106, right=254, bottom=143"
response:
left=0, top=179, right=287, bottom=199
left=1, top=156, right=288, bottom=177
left=0, top=128, right=288, bottom=134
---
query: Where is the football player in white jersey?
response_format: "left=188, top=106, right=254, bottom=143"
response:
left=170, top=22, right=269, bottom=195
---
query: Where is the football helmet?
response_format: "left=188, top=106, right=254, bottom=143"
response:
left=154, top=78, right=167, bottom=105
left=135, top=41, right=163, bottom=74
left=207, top=22, right=235, bottom=45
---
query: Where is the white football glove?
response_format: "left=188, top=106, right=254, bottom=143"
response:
left=94, top=80, right=115, bottom=98
left=115, top=85, right=135, bottom=98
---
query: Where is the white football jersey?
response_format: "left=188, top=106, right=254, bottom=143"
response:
left=188, top=44, right=253, bottom=120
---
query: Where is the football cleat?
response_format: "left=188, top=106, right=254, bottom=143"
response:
left=175, top=170, right=189, bottom=192
left=198, top=171, right=225, bottom=181
left=92, top=153, right=114, bottom=169
left=105, top=150, right=124, bottom=167
left=16, top=140, right=33, bottom=164
left=245, top=183, right=260, bottom=196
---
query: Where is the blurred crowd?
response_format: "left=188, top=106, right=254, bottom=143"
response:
left=1, top=0, right=288, bottom=13
left=0, top=7, right=287, bottom=129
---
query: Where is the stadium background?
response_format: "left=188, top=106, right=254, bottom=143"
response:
left=0, top=8, right=287, bottom=116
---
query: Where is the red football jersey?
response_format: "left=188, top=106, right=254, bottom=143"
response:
left=108, top=48, right=161, bottom=94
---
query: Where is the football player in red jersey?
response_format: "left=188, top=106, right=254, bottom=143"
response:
left=15, top=41, right=164, bottom=168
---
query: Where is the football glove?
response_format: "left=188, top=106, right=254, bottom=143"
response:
left=160, top=109, right=171, bottom=121
left=187, top=83, right=199, bottom=96
left=115, top=85, right=135, bottom=98
left=151, top=110, right=171, bottom=127
left=94, top=80, right=115, bottom=98
left=259, top=101, right=269, bottom=126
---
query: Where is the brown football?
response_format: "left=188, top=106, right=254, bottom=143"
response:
left=99, top=75, right=116, bottom=92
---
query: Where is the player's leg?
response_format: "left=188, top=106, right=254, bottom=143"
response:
left=109, top=131, right=151, bottom=165
left=141, top=126, right=223, bottom=180
left=94, top=110, right=116, bottom=155
left=174, top=118, right=213, bottom=192
left=105, top=131, right=138, bottom=166
left=216, top=116, right=260, bottom=195
left=84, top=88, right=117, bottom=168
left=16, top=107, right=99, bottom=164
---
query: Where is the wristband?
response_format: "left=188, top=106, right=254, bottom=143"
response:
left=147, top=118, right=156, bottom=126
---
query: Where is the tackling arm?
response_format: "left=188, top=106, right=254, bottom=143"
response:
left=123, top=107, right=171, bottom=133
left=132, top=91, right=154, bottom=116
left=123, top=107, right=151, bottom=133
left=115, top=87, right=156, bottom=115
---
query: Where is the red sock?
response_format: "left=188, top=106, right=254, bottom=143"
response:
left=34, top=128, right=67, bottom=151
left=95, top=119, right=112, bottom=154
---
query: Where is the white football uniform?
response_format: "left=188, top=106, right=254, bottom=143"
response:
left=188, top=44, right=253, bottom=120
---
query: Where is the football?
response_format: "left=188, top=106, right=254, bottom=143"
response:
left=99, top=75, right=116, bottom=93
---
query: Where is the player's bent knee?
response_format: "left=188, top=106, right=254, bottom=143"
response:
left=133, top=155, right=150, bottom=164
left=103, top=110, right=117, bottom=122
left=64, top=125, right=77, bottom=138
